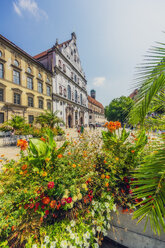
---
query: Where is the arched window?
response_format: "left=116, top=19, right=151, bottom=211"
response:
left=27, top=67, right=31, bottom=73
left=14, top=60, right=19, bottom=67
left=71, top=72, right=73, bottom=79
left=75, top=90, right=77, bottom=103
left=74, top=55, right=76, bottom=62
left=67, top=85, right=71, bottom=100
left=0, top=51, right=2, bottom=57
left=59, top=86, right=62, bottom=95
left=63, top=64, right=66, bottom=72
left=58, top=60, right=62, bottom=68
left=38, top=73, right=42, bottom=78
left=80, top=93, right=82, bottom=105
left=74, top=74, right=77, bottom=82
left=64, top=88, right=66, bottom=97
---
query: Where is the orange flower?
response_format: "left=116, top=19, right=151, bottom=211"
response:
left=115, top=157, right=119, bottom=161
left=42, top=171, right=47, bottom=177
left=93, top=164, right=96, bottom=168
left=72, top=164, right=76, bottom=168
left=88, top=178, right=92, bottom=182
left=42, top=197, right=50, bottom=205
left=23, top=170, right=28, bottom=175
left=104, top=160, right=107, bottom=164
left=40, top=137, right=46, bottom=142
left=0, top=160, right=2, bottom=162
left=106, top=175, right=110, bottom=179
left=11, top=225, right=15, bottom=231
left=68, top=152, right=71, bottom=155
left=131, top=150, right=135, bottom=153
left=45, top=158, right=50, bottom=162
left=101, top=174, right=105, bottom=179
left=57, top=154, right=63, bottom=158
left=17, top=139, right=28, bottom=151
left=21, top=164, right=28, bottom=170
left=105, top=182, right=109, bottom=187
left=50, top=200, right=56, bottom=209
left=1, top=155, right=4, bottom=157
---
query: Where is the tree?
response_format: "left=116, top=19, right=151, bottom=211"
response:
left=106, top=96, right=134, bottom=124
left=7, top=115, right=25, bottom=130
left=36, top=111, right=65, bottom=128
left=129, top=40, right=165, bottom=235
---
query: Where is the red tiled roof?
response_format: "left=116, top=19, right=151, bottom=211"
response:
left=0, top=34, right=52, bottom=73
left=88, top=95, right=104, bottom=109
left=33, top=39, right=72, bottom=59
left=33, top=48, right=52, bottom=59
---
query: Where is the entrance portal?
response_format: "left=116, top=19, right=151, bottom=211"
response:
left=80, top=117, right=83, bottom=125
left=68, top=115, right=72, bottom=128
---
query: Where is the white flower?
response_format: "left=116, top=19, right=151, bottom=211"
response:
left=50, top=241, right=56, bottom=248
left=92, top=227, right=96, bottom=235
left=91, top=211, right=95, bottom=217
left=92, top=201, right=95, bottom=205
left=84, top=241, right=90, bottom=248
left=102, top=229, right=107, bottom=236
left=70, top=232, right=75, bottom=240
left=84, top=231, right=90, bottom=240
left=75, top=237, right=80, bottom=245
left=113, top=204, right=116, bottom=212
left=70, top=220, right=76, bottom=227
left=41, top=245, right=46, bottom=248
left=66, top=226, right=71, bottom=232
left=96, top=226, right=101, bottom=232
left=60, top=240, right=68, bottom=248
left=103, top=221, right=107, bottom=226
left=105, top=202, right=109, bottom=208
left=44, top=236, right=50, bottom=244
left=107, top=195, right=111, bottom=200
left=32, top=245, right=37, bottom=248
left=94, top=243, right=99, bottom=248
left=107, top=223, right=111, bottom=230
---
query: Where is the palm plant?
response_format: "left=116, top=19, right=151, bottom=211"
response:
left=7, top=115, right=25, bottom=130
left=129, top=41, right=165, bottom=234
left=36, top=111, right=65, bottom=128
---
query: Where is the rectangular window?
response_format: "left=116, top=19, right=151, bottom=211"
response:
left=47, top=85, right=51, bottom=96
left=0, top=63, right=4, bottom=78
left=28, top=97, right=33, bottom=107
left=47, top=102, right=51, bottom=110
left=38, top=99, right=43, bottom=109
left=0, top=89, right=3, bottom=101
left=14, top=93, right=20, bottom=105
left=0, top=112, right=4, bottom=123
left=28, top=115, right=34, bottom=124
left=27, top=77, right=33, bottom=90
left=38, top=81, right=43, bottom=93
left=13, top=70, right=20, bottom=85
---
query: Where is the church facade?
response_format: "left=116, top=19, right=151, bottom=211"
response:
left=34, top=33, right=88, bottom=128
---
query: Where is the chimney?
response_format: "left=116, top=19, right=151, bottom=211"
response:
left=71, top=32, right=77, bottom=40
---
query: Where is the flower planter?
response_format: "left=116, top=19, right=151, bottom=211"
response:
left=107, top=207, right=165, bottom=248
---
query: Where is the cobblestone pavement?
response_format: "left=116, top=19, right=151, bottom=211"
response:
left=0, top=127, right=103, bottom=164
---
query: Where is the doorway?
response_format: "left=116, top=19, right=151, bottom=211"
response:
left=68, top=115, right=72, bottom=128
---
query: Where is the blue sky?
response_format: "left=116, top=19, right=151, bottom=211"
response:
left=1, top=0, right=165, bottom=106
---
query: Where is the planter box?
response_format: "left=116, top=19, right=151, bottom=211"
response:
left=107, top=208, right=165, bottom=248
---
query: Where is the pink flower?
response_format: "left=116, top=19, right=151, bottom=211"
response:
left=48, top=181, right=55, bottom=189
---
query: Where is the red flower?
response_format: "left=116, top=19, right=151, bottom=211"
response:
left=129, top=190, right=133, bottom=194
left=126, top=185, right=130, bottom=189
left=130, top=178, right=135, bottom=181
left=24, top=204, right=29, bottom=209
left=41, top=205, right=45, bottom=209
left=29, top=203, right=34, bottom=209
left=124, top=177, right=129, bottom=183
left=66, top=197, right=72, bottom=204
left=45, top=210, right=49, bottom=215
left=42, top=197, right=50, bottom=205
left=56, top=203, right=61, bottom=210
left=61, top=198, right=66, bottom=205
left=48, top=181, right=55, bottom=189
left=17, top=139, right=28, bottom=151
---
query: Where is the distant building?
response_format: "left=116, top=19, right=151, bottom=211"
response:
left=88, top=90, right=106, bottom=125
left=34, top=33, right=88, bottom=128
left=0, top=34, right=52, bottom=124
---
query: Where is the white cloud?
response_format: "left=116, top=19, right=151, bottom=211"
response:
left=93, top=77, right=106, bottom=87
left=13, top=2, right=22, bottom=16
left=13, top=0, right=48, bottom=20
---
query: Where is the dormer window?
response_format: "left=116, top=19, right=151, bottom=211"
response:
left=38, top=73, right=42, bottom=79
left=27, top=67, right=31, bottom=73
left=14, top=60, right=19, bottom=67
left=0, top=51, right=2, bottom=57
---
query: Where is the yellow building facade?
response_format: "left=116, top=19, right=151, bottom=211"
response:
left=0, top=34, right=52, bottom=124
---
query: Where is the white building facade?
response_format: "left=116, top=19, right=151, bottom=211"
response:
left=34, top=33, right=88, bottom=128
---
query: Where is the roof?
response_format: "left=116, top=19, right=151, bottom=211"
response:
left=0, top=34, right=52, bottom=74
left=88, top=95, right=104, bottom=109
left=33, top=39, right=72, bottom=59
left=129, top=89, right=138, bottom=99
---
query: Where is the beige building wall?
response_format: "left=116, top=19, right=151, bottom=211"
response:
left=0, top=37, right=52, bottom=124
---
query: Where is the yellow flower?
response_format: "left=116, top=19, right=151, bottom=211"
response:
left=10, top=168, right=14, bottom=172
left=42, top=171, right=47, bottom=177
left=24, top=189, right=28, bottom=193
left=77, top=188, right=80, bottom=193
left=77, top=193, right=82, bottom=200
left=78, top=164, right=81, bottom=167
left=115, top=157, right=119, bottom=161
left=101, top=174, right=105, bottom=179
left=20, top=171, right=23, bottom=175
left=72, top=195, right=78, bottom=202
left=0, top=160, right=3, bottom=162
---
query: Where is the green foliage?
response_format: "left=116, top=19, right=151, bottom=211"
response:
left=6, top=115, right=25, bottom=130
left=36, top=111, right=65, bottom=128
left=105, top=96, right=134, bottom=124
